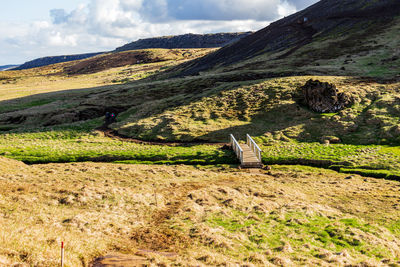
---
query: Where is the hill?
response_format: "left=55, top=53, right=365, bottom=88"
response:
left=1, top=1, right=400, bottom=265
left=176, top=0, right=400, bottom=79
left=0, top=48, right=214, bottom=101
left=0, top=65, right=19, bottom=71
left=11, top=32, right=250, bottom=71
left=12, top=52, right=104, bottom=71
left=115, top=32, right=252, bottom=52
left=0, top=0, right=399, bottom=147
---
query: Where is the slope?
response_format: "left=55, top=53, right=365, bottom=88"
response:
left=115, top=32, right=252, bottom=52
left=176, top=0, right=400, bottom=79
left=13, top=52, right=104, bottom=71
left=0, top=48, right=215, bottom=101
left=0, top=0, right=399, bottom=176
left=0, top=65, right=19, bottom=71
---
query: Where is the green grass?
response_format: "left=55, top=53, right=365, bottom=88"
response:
left=1, top=123, right=399, bottom=179
left=259, top=140, right=400, bottom=173
left=0, top=72, right=399, bottom=179
left=339, top=168, right=400, bottom=180
left=206, top=209, right=392, bottom=260
left=0, top=99, right=56, bottom=113
left=388, top=221, right=400, bottom=235
left=0, top=128, right=235, bottom=165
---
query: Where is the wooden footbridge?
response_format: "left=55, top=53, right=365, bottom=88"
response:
left=230, top=134, right=263, bottom=168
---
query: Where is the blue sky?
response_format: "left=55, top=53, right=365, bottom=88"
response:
left=2, top=0, right=90, bottom=22
left=0, top=0, right=318, bottom=65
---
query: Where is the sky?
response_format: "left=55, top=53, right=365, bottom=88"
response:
left=0, top=0, right=319, bottom=65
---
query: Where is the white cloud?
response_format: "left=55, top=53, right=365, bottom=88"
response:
left=278, top=1, right=298, bottom=17
left=164, top=0, right=288, bottom=21
left=48, top=32, right=78, bottom=47
left=0, top=0, right=319, bottom=65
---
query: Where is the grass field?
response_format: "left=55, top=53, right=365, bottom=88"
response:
left=0, top=127, right=234, bottom=165
left=0, top=41, right=399, bottom=266
left=0, top=72, right=399, bottom=179
left=1, top=159, right=400, bottom=266
left=1, top=123, right=399, bottom=180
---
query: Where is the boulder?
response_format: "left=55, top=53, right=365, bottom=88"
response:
left=301, top=79, right=351, bottom=113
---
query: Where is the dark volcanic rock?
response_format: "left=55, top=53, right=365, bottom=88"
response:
left=115, top=32, right=252, bottom=52
left=301, top=79, right=351, bottom=113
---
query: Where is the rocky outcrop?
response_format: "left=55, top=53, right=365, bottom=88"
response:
left=301, top=79, right=351, bottom=113
left=115, top=32, right=252, bottom=52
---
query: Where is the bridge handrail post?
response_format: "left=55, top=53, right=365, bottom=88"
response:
left=246, top=134, right=262, bottom=162
left=230, top=134, right=243, bottom=163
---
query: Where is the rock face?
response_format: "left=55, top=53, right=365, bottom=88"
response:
left=301, top=79, right=351, bottom=113
left=115, top=32, right=252, bottom=52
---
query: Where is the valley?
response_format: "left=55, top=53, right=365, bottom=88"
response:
left=0, top=0, right=399, bottom=266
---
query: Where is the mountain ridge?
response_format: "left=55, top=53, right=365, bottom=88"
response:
left=12, top=52, right=104, bottom=71
left=0, top=65, right=19, bottom=71
left=13, top=32, right=252, bottom=71
left=115, top=32, right=252, bottom=52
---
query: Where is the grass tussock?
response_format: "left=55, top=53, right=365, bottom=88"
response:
left=1, top=161, right=400, bottom=265
left=111, top=76, right=400, bottom=146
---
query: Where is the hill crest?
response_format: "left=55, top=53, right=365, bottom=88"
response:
left=12, top=52, right=104, bottom=71
left=177, top=0, right=400, bottom=78
left=115, top=32, right=252, bottom=52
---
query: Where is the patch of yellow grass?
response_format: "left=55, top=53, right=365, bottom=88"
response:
left=0, top=48, right=216, bottom=101
left=1, top=159, right=400, bottom=266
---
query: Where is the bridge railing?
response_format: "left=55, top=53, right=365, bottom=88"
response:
left=246, top=134, right=262, bottom=162
left=230, top=134, right=243, bottom=163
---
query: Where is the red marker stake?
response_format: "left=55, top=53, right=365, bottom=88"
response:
left=61, top=242, right=64, bottom=267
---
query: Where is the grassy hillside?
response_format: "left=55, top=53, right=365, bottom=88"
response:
left=2, top=160, right=400, bottom=266
left=0, top=73, right=399, bottom=180
left=0, top=48, right=215, bottom=101
left=0, top=1, right=399, bottom=266
left=112, top=76, right=400, bottom=145
left=2, top=74, right=399, bottom=145
left=176, top=1, right=400, bottom=79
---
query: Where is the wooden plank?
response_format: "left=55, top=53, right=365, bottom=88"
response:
left=241, top=144, right=260, bottom=164
left=230, top=134, right=262, bottom=168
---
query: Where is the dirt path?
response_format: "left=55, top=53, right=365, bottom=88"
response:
left=97, top=126, right=228, bottom=147
left=130, top=182, right=205, bottom=251
left=88, top=174, right=249, bottom=267
left=91, top=250, right=177, bottom=267
left=90, top=182, right=206, bottom=266
left=91, top=254, right=148, bottom=267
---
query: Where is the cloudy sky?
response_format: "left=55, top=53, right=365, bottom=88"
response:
left=0, top=0, right=318, bottom=65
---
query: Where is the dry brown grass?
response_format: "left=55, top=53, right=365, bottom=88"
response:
left=1, top=157, right=400, bottom=266
left=0, top=48, right=215, bottom=101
